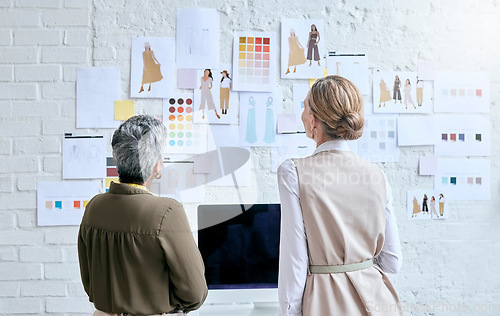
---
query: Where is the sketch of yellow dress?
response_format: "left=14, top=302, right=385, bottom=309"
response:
left=142, top=51, right=163, bottom=84
left=379, top=80, right=392, bottom=103
left=411, top=197, right=421, bottom=218
left=288, top=35, right=306, bottom=67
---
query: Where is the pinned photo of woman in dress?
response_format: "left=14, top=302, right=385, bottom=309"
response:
left=139, top=42, right=163, bottom=93
left=285, top=29, right=306, bottom=75
left=199, top=69, right=220, bottom=120
left=307, top=24, right=321, bottom=67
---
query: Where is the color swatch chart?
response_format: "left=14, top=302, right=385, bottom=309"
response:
left=440, top=176, right=483, bottom=186
left=45, top=200, right=89, bottom=210
left=163, top=95, right=207, bottom=155
left=233, top=31, right=276, bottom=92
left=441, top=133, right=482, bottom=142
left=356, top=115, right=399, bottom=163
left=105, top=156, right=118, bottom=192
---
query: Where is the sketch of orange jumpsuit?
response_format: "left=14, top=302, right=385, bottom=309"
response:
left=142, top=51, right=163, bottom=85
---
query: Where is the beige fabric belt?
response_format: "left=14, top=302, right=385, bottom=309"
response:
left=309, top=258, right=374, bottom=274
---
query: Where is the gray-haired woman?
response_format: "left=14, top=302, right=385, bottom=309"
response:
left=78, top=115, right=207, bottom=316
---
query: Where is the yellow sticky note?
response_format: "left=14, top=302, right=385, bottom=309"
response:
left=309, top=78, right=317, bottom=88
left=83, top=200, right=89, bottom=208
left=114, top=100, right=135, bottom=121
left=323, top=68, right=329, bottom=77
left=106, top=177, right=119, bottom=189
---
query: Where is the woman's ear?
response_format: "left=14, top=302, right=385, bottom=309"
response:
left=154, top=160, right=162, bottom=174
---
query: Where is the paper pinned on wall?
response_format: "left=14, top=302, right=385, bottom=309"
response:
left=77, top=67, right=121, bottom=129
left=357, top=114, right=399, bottom=162
left=407, top=189, right=448, bottom=220
left=239, top=88, right=283, bottom=147
left=280, top=19, right=325, bottom=79
left=271, top=133, right=316, bottom=172
left=114, top=100, right=135, bottom=121
left=154, top=161, right=206, bottom=203
left=435, top=114, right=491, bottom=157
left=176, top=8, right=220, bottom=69
left=433, top=71, right=490, bottom=113
left=293, top=84, right=308, bottom=132
left=397, top=116, right=437, bottom=146
left=37, top=181, right=101, bottom=226
left=417, top=62, right=436, bottom=80
left=177, top=69, right=198, bottom=90
left=434, top=158, right=491, bottom=201
left=327, top=53, right=369, bottom=95
left=277, top=114, right=297, bottom=134
left=419, top=156, right=438, bottom=175
left=63, top=134, right=106, bottom=179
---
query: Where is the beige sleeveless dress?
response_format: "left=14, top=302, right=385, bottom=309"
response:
left=292, top=150, right=403, bottom=315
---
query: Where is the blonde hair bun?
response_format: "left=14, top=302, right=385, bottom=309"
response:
left=335, top=111, right=364, bottom=140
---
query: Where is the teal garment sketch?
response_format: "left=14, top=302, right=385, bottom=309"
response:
left=263, top=97, right=275, bottom=143
left=245, top=96, right=257, bottom=143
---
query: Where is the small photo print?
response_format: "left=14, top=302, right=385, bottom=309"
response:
left=407, top=190, right=448, bottom=220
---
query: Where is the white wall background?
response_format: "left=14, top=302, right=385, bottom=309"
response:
left=0, top=0, right=499, bottom=315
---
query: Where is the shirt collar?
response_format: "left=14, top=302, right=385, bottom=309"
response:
left=313, top=139, right=352, bottom=155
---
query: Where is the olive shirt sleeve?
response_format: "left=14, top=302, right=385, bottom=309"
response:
left=159, top=203, right=208, bottom=312
left=77, top=226, right=90, bottom=297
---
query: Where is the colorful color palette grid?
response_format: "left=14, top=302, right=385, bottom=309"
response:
left=238, top=36, right=271, bottom=85
left=44, top=200, right=89, bottom=210
left=105, top=156, right=119, bottom=192
left=441, top=133, right=482, bottom=142
left=441, top=88, right=483, bottom=98
left=440, top=176, right=482, bottom=186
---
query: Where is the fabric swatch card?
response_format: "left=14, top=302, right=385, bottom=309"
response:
left=38, top=181, right=101, bottom=226
left=327, top=53, right=369, bottom=95
left=357, top=115, right=399, bottom=162
left=193, top=63, right=238, bottom=125
left=130, top=37, right=175, bottom=98
left=293, top=83, right=309, bottom=132
left=176, top=8, right=220, bottom=69
left=407, top=189, right=448, bottom=220
left=77, top=67, right=121, bottom=128
left=419, top=156, right=438, bottom=176
left=373, top=71, right=432, bottom=114
left=397, top=116, right=437, bottom=146
left=239, top=89, right=283, bottom=147
left=433, top=71, right=490, bottom=113
left=435, top=115, right=490, bottom=157
left=232, top=31, right=277, bottom=92
left=280, top=19, right=325, bottom=79
left=63, top=134, right=106, bottom=179
left=434, top=158, right=491, bottom=201
left=163, top=95, right=208, bottom=155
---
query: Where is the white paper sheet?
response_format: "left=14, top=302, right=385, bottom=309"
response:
left=292, top=83, right=308, bottom=132
left=163, top=94, right=208, bottom=155
left=434, top=158, right=491, bottom=201
left=372, top=71, right=433, bottom=114
left=357, top=115, right=399, bottom=162
left=156, top=161, right=206, bottom=203
left=433, top=71, right=490, bottom=113
left=177, top=69, right=198, bottom=90
left=280, top=19, right=325, bottom=79
left=435, top=115, right=491, bottom=157
left=130, top=37, right=175, bottom=99
left=276, top=114, right=298, bottom=134
left=417, top=62, right=436, bottom=81
left=193, top=63, right=238, bottom=125
left=397, top=116, right=437, bottom=146
left=239, top=89, right=283, bottom=147
left=63, top=134, right=106, bottom=179
left=76, top=67, right=120, bottom=128
left=407, top=189, right=448, bottom=220
left=271, top=133, right=316, bottom=172
left=419, top=156, right=438, bottom=176
left=232, top=31, right=277, bottom=92
left=327, top=53, right=369, bottom=95
left=176, top=8, right=220, bottom=69
left=37, top=181, right=102, bottom=226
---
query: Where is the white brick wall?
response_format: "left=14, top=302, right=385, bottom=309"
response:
left=0, top=1, right=498, bottom=315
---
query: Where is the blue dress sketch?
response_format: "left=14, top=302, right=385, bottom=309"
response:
left=245, top=96, right=257, bottom=143
left=263, top=97, right=275, bottom=143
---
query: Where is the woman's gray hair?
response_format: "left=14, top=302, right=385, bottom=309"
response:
left=111, top=115, right=168, bottom=184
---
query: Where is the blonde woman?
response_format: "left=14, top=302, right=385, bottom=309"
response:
left=277, top=76, right=403, bottom=315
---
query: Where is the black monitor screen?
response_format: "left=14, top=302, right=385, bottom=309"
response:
left=197, top=204, right=281, bottom=290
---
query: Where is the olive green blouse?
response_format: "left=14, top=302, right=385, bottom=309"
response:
left=78, top=182, right=208, bottom=315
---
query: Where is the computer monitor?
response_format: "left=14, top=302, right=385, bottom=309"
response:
left=197, top=204, right=280, bottom=307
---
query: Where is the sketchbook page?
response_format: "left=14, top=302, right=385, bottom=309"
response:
left=357, top=115, right=399, bottom=162
left=37, top=181, right=101, bottom=226
left=232, top=31, right=277, bottom=92
left=372, top=71, right=432, bottom=114
left=63, top=134, right=106, bottom=179
left=76, top=67, right=120, bottom=129
left=193, top=63, right=238, bottom=125
left=434, top=158, right=491, bottom=201
left=434, top=71, right=490, bottom=113
left=292, top=83, right=308, bottom=132
left=158, top=161, right=206, bottom=203
left=163, top=95, right=208, bottom=155
left=435, top=114, right=491, bottom=157
left=280, top=19, right=324, bottom=79
left=239, top=88, right=283, bottom=148
left=397, top=115, right=437, bottom=146
left=176, top=8, right=220, bottom=69
left=271, top=133, right=316, bottom=172
left=327, top=54, right=369, bottom=95
left=407, top=189, right=448, bottom=221
left=130, top=37, right=175, bottom=99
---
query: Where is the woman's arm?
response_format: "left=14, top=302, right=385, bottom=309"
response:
left=316, top=32, right=320, bottom=44
left=277, top=159, right=308, bottom=316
